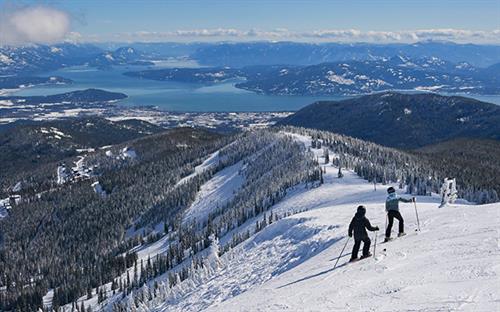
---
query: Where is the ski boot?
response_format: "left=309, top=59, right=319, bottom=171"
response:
left=398, top=232, right=406, bottom=237
left=360, top=253, right=372, bottom=259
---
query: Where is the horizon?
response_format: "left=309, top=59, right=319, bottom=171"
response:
left=0, top=0, right=499, bottom=46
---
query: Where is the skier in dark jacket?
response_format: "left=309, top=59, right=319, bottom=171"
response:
left=348, top=205, right=379, bottom=261
left=384, top=187, right=415, bottom=242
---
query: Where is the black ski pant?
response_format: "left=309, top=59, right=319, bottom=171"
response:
left=351, top=237, right=371, bottom=259
left=385, top=210, right=404, bottom=238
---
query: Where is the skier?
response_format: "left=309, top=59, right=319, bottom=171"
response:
left=384, top=187, right=415, bottom=242
left=348, top=205, right=379, bottom=261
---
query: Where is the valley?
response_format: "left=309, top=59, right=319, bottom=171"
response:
left=1, top=11, right=499, bottom=311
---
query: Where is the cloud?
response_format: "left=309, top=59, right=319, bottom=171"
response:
left=0, top=5, right=71, bottom=46
left=92, top=28, right=500, bottom=44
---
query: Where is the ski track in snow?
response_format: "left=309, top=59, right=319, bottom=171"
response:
left=176, top=150, right=221, bottom=187
left=183, top=160, right=245, bottom=225
left=153, top=133, right=500, bottom=312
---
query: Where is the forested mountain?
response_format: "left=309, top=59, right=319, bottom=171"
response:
left=124, top=56, right=500, bottom=96
left=0, top=44, right=155, bottom=75
left=192, top=41, right=500, bottom=67
left=277, top=92, right=500, bottom=148
left=66, top=126, right=498, bottom=311
left=0, top=127, right=229, bottom=311
left=0, top=126, right=322, bottom=311
left=0, top=43, right=103, bottom=75
left=235, top=57, right=500, bottom=95
left=3, top=41, right=500, bottom=77
left=102, top=127, right=498, bottom=312
left=411, top=138, right=500, bottom=199
left=1, top=120, right=497, bottom=311
left=0, top=89, right=128, bottom=122
left=0, top=117, right=164, bottom=196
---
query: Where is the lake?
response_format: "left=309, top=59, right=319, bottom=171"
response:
left=13, top=60, right=500, bottom=111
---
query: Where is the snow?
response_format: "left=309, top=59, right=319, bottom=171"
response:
left=11, top=181, right=22, bottom=193
left=121, top=147, right=137, bottom=159
left=0, top=100, right=14, bottom=107
left=208, top=202, right=499, bottom=312
left=42, top=289, right=54, bottom=310
left=50, top=47, right=62, bottom=53
left=0, top=199, right=9, bottom=219
left=150, top=133, right=500, bottom=312
left=57, top=165, right=68, bottom=184
left=183, top=160, right=245, bottom=224
left=104, top=53, right=114, bottom=61
left=176, top=151, right=220, bottom=186
left=326, top=71, right=355, bottom=85
left=415, top=85, right=446, bottom=91
left=92, top=181, right=106, bottom=197
left=0, top=53, right=14, bottom=64
left=54, top=132, right=499, bottom=312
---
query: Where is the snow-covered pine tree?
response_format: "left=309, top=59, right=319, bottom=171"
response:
left=206, top=234, right=221, bottom=269
left=439, top=178, right=458, bottom=207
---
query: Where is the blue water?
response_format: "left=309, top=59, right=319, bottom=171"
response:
left=13, top=61, right=500, bottom=111
left=14, top=63, right=348, bottom=112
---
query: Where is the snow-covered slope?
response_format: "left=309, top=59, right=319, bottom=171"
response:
left=151, top=134, right=499, bottom=312
left=207, top=202, right=499, bottom=311
left=183, top=159, right=245, bottom=224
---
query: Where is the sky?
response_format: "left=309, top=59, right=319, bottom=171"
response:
left=0, top=0, right=499, bottom=45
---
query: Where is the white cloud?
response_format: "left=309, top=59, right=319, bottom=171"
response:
left=91, top=28, right=500, bottom=44
left=0, top=5, right=71, bottom=46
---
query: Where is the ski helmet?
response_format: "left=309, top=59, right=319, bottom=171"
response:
left=387, top=187, right=396, bottom=194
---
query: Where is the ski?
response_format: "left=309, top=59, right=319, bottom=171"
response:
left=348, top=255, right=372, bottom=264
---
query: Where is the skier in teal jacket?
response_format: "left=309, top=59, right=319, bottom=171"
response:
left=384, top=187, right=415, bottom=242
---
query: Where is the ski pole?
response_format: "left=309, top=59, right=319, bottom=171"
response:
left=384, top=213, right=388, bottom=239
left=333, top=236, right=350, bottom=270
left=385, top=213, right=388, bottom=234
left=414, top=198, right=421, bottom=231
left=373, top=230, right=378, bottom=258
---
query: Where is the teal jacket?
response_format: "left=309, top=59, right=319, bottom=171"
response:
left=385, top=193, right=413, bottom=212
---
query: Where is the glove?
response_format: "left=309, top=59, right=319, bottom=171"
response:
left=374, top=226, right=379, bottom=231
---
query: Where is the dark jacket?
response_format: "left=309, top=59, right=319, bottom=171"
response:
left=348, top=210, right=378, bottom=239
left=385, top=193, right=413, bottom=212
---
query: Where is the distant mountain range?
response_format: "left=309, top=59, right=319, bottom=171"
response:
left=192, top=41, right=500, bottom=67
left=0, top=43, right=155, bottom=75
left=124, top=56, right=500, bottom=95
left=0, top=43, right=102, bottom=75
left=277, top=92, right=500, bottom=148
left=2, top=41, right=500, bottom=77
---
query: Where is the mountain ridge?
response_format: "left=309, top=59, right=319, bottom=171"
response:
left=277, top=92, right=500, bottom=148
